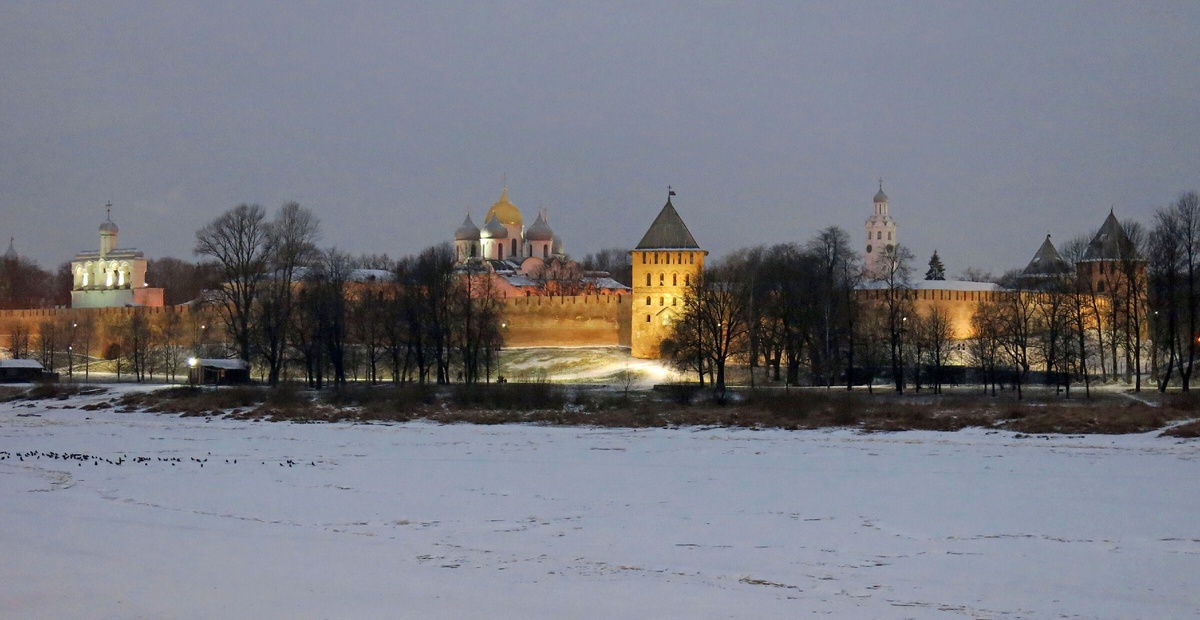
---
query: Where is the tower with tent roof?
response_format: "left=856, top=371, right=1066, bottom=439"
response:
left=630, top=190, right=706, bottom=359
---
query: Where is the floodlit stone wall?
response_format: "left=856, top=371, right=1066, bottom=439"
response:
left=500, top=295, right=630, bottom=348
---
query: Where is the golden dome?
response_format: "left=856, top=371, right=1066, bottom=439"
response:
left=485, top=186, right=523, bottom=228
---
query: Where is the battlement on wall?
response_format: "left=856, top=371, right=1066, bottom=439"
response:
left=501, top=295, right=630, bottom=347
left=505, top=294, right=627, bottom=307
left=0, top=305, right=189, bottom=321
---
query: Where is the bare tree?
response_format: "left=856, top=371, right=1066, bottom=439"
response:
left=258, top=202, right=321, bottom=385
left=920, top=305, right=955, bottom=394
left=159, top=309, right=186, bottom=382
left=194, top=204, right=272, bottom=364
left=871, top=244, right=915, bottom=393
left=1150, top=202, right=1186, bottom=390
left=688, top=259, right=752, bottom=400
left=970, top=300, right=1004, bottom=396
left=6, top=321, right=31, bottom=359
left=36, top=319, right=64, bottom=372
left=1118, top=221, right=1148, bottom=390
left=808, top=227, right=861, bottom=388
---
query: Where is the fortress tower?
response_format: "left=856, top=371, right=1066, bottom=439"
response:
left=864, top=180, right=896, bottom=278
left=630, top=191, right=705, bottom=359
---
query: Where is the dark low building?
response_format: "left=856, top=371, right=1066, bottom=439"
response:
left=187, top=358, right=251, bottom=385
left=0, top=359, right=55, bottom=382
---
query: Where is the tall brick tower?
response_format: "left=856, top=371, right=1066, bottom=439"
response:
left=630, top=190, right=705, bottom=359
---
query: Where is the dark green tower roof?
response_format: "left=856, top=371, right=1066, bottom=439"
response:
left=635, top=196, right=700, bottom=250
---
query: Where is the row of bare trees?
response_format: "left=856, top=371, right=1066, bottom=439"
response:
left=0, top=253, right=70, bottom=310
left=1149, top=191, right=1200, bottom=391
left=661, top=227, right=862, bottom=397
left=5, top=310, right=194, bottom=383
left=193, top=203, right=504, bottom=387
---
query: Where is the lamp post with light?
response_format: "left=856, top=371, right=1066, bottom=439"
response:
left=67, top=322, right=77, bottom=382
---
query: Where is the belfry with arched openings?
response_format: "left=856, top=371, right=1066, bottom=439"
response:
left=70, top=206, right=163, bottom=308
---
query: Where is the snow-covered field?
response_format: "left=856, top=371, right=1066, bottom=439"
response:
left=1, top=388, right=1197, bottom=619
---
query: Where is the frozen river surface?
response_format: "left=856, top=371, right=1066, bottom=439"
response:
left=1, top=388, right=1197, bottom=619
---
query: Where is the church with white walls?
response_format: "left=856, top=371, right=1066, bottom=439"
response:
left=453, top=186, right=563, bottom=264
left=451, top=186, right=629, bottom=298
left=70, top=207, right=164, bottom=308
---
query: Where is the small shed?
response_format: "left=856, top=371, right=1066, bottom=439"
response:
left=0, top=359, right=54, bottom=382
left=187, top=358, right=251, bottom=385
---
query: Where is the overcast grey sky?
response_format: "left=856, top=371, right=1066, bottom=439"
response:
left=2, top=1, right=1197, bottom=277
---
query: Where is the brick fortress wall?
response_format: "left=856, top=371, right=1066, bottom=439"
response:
left=500, top=295, right=630, bottom=348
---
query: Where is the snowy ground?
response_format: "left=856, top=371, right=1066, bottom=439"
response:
left=1, top=388, right=1198, bottom=619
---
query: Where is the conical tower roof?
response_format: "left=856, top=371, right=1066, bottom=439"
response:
left=1082, top=210, right=1140, bottom=262
left=3, top=237, right=16, bottom=259
left=635, top=196, right=700, bottom=250
left=1022, top=234, right=1071, bottom=277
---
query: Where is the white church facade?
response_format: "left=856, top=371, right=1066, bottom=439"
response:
left=70, top=207, right=164, bottom=308
left=454, top=186, right=562, bottom=264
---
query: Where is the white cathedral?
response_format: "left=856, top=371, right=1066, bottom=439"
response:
left=453, top=186, right=563, bottom=264
left=70, top=207, right=163, bottom=308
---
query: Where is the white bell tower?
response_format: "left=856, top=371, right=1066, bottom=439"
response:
left=864, top=179, right=896, bottom=277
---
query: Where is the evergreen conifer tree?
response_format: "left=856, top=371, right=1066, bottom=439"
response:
left=925, top=250, right=946, bottom=280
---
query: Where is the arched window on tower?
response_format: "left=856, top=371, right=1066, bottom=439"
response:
left=646, top=273, right=651, bottom=286
left=888, top=232, right=892, bottom=241
left=543, top=245, right=548, bottom=258
left=512, top=239, right=518, bottom=257
left=672, top=274, right=677, bottom=286
left=646, top=296, right=651, bottom=305
left=685, top=274, right=690, bottom=286
left=659, top=274, right=664, bottom=286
